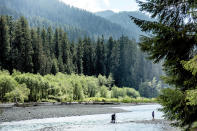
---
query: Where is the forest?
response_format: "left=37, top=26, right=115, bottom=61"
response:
left=0, top=15, right=162, bottom=102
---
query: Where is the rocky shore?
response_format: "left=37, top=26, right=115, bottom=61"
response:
left=0, top=103, right=130, bottom=122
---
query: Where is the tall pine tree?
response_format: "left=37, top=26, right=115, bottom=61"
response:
left=0, top=16, right=10, bottom=70
left=131, top=0, right=197, bottom=129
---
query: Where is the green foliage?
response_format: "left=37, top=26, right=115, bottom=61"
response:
left=73, top=81, right=84, bottom=100
left=0, top=70, right=30, bottom=102
left=125, top=88, right=140, bottom=98
left=182, top=56, right=197, bottom=106
left=100, top=86, right=108, bottom=98
left=98, top=74, right=107, bottom=86
left=157, top=88, right=196, bottom=128
left=186, top=89, right=197, bottom=106
left=5, top=84, right=30, bottom=102
left=0, top=70, right=143, bottom=103
left=139, top=77, right=162, bottom=98
left=111, top=86, right=140, bottom=99
left=131, top=0, right=197, bottom=129
left=84, top=97, right=156, bottom=103
left=0, top=72, right=16, bottom=101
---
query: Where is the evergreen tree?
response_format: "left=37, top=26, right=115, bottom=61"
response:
left=131, top=0, right=197, bottom=129
left=110, top=40, right=120, bottom=86
left=41, top=28, right=47, bottom=54
left=46, top=26, right=53, bottom=56
left=6, top=16, right=15, bottom=72
left=106, top=36, right=114, bottom=76
left=0, top=16, right=10, bottom=70
left=70, top=41, right=77, bottom=73
left=21, top=17, right=34, bottom=73
left=31, top=28, right=45, bottom=74
left=95, top=36, right=106, bottom=76
left=41, top=28, right=52, bottom=74
left=51, top=55, right=59, bottom=75
left=58, top=56, right=64, bottom=72
left=83, top=37, right=94, bottom=76
left=13, top=17, right=34, bottom=72
left=54, top=28, right=61, bottom=58
left=76, top=38, right=83, bottom=74
left=62, top=32, right=72, bottom=74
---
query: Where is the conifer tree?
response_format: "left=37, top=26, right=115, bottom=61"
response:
left=70, top=41, right=77, bottom=73
left=62, top=32, right=72, bottom=74
left=5, top=16, right=15, bottom=72
left=51, top=54, right=59, bottom=75
left=58, top=56, right=64, bottom=72
left=83, top=37, right=94, bottom=76
left=0, top=16, right=10, bottom=70
left=131, top=0, right=197, bottom=129
left=14, top=17, right=33, bottom=72
left=47, top=27, right=53, bottom=56
left=110, top=40, right=120, bottom=86
left=31, top=28, right=45, bottom=74
left=106, top=36, right=114, bottom=76
left=95, top=36, right=106, bottom=76
left=76, top=38, right=83, bottom=74
left=54, top=28, right=61, bottom=58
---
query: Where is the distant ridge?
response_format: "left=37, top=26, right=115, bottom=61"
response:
left=0, top=0, right=134, bottom=40
left=96, top=10, right=153, bottom=41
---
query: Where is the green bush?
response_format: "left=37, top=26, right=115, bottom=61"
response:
left=0, top=73, right=18, bottom=102
left=73, top=81, right=84, bottom=100
left=125, top=88, right=140, bottom=98
left=0, top=70, right=155, bottom=103
left=14, top=73, right=51, bottom=102
left=5, top=84, right=30, bottom=102
left=100, top=86, right=108, bottom=98
left=111, top=86, right=140, bottom=99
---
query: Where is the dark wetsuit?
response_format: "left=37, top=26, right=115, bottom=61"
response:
left=152, top=111, right=154, bottom=119
left=111, top=114, right=116, bottom=123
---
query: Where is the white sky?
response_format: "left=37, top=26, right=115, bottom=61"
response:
left=59, top=0, right=139, bottom=12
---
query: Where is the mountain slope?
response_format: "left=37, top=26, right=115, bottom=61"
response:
left=96, top=11, right=152, bottom=41
left=95, top=10, right=115, bottom=18
left=0, top=0, right=134, bottom=40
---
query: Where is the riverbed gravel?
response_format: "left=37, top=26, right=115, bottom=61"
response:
left=0, top=104, right=129, bottom=122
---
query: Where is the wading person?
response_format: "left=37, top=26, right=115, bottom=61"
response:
left=152, top=111, right=154, bottom=120
left=111, top=113, right=116, bottom=123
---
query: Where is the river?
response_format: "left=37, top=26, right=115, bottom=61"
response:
left=0, top=104, right=179, bottom=131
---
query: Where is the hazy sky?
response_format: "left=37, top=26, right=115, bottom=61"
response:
left=59, top=0, right=139, bottom=12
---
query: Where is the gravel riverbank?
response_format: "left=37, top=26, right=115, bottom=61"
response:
left=0, top=103, right=131, bottom=122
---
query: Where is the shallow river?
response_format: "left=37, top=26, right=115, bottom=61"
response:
left=0, top=104, right=177, bottom=131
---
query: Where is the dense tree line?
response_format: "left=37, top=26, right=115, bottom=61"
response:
left=0, top=70, right=142, bottom=103
left=131, top=0, right=197, bottom=129
left=0, top=16, right=163, bottom=97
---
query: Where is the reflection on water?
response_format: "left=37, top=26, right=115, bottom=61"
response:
left=0, top=104, right=176, bottom=131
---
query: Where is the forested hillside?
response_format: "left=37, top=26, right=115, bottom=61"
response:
left=0, top=16, right=163, bottom=98
left=96, top=11, right=153, bottom=41
left=0, top=0, right=134, bottom=41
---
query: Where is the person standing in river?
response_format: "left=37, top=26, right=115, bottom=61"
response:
left=152, top=111, right=155, bottom=120
left=111, top=113, right=116, bottom=123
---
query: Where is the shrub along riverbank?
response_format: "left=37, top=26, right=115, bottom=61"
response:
left=0, top=70, right=156, bottom=103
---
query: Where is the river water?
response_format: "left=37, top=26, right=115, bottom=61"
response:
left=0, top=104, right=178, bottom=131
